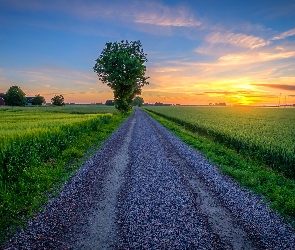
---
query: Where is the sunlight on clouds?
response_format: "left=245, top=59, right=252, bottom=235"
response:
left=0, top=66, right=114, bottom=103
left=153, top=67, right=181, bottom=73
left=134, top=3, right=201, bottom=27
left=195, top=43, right=241, bottom=57
left=2, top=0, right=295, bottom=106
left=60, top=0, right=202, bottom=29
left=206, top=32, right=270, bottom=49
left=145, top=57, right=295, bottom=105
left=272, top=28, right=295, bottom=40
left=218, top=50, right=295, bottom=66
left=74, top=81, right=89, bottom=85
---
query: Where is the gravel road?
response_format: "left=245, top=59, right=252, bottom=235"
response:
left=4, top=108, right=295, bottom=249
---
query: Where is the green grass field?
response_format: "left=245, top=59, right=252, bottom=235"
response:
left=144, top=106, right=295, bottom=225
left=0, top=105, right=125, bottom=244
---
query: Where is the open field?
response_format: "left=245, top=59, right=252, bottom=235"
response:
left=0, top=104, right=116, bottom=114
left=0, top=105, right=117, bottom=147
left=0, top=105, right=125, bottom=243
left=144, top=106, right=295, bottom=223
left=145, top=106, right=295, bottom=177
left=4, top=108, right=295, bottom=249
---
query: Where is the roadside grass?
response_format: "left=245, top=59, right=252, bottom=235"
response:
left=0, top=106, right=128, bottom=244
left=0, top=104, right=116, bottom=114
left=144, top=109, right=295, bottom=227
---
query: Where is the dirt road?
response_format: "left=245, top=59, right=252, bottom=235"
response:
left=5, top=108, right=295, bottom=249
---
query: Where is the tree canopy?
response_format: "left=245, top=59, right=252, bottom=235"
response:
left=133, top=96, right=144, bottom=107
left=93, top=40, right=149, bottom=113
left=31, top=94, right=46, bottom=105
left=105, top=100, right=115, bottom=106
left=4, top=86, right=27, bottom=106
left=51, top=95, right=65, bottom=106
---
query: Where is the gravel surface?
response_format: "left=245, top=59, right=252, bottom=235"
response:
left=3, top=108, right=295, bottom=249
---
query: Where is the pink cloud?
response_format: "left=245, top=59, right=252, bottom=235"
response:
left=252, top=84, right=295, bottom=91
left=272, top=28, right=295, bottom=40
left=206, top=32, right=270, bottom=49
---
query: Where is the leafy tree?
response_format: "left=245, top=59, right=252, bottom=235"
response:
left=4, top=86, right=26, bottom=106
left=31, top=94, right=46, bottom=105
left=105, top=100, right=115, bottom=106
left=93, top=40, right=149, bottom=113
left=133, top=96, right=144, bottom=107
left=51, top=95, right=65, bottom=106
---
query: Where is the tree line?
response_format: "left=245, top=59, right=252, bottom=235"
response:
left=0, top=86, right=65, bottom=106
left=1, top=85, right=144, bottom=108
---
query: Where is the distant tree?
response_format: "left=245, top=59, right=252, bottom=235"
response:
left=51, top=95, right=65, bottom=106
left=93, top=40, right=149, bottom=113
left=133, top=96, right=144, bottom=107
left=31, top=94, right=46, bottom=105
left=0, top=93, right=5, bottom=99
left=105, top=100, right=115, bottom=106
left=4, top=86, right=26, bottom=106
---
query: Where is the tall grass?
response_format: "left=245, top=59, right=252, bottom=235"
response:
left=145, top=106, right=295, bottom=178
left=0, top=105, right=126, bottom=244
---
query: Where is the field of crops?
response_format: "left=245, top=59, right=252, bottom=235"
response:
left=0, top=105, right=122, bottom=242
left=145, top=106, right=295, bottom=178
left=0, top=105, right=116, bottom=147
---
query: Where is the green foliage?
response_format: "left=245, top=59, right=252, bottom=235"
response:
left=105, top=100, right=115, bottom=106
left=145, top=108, right=295, bottom=226
left=146, top=106, right=295, bottom=178
left=114, top=99, right=131, bottom=113
left=0, top=106, right=127, bottom=244
left=31, top=94, right=46, bottom=105
left=133, top=96, right=144, bottom=107
left=0, top=104, right=117, bottom=114
left=94, top=40, right=149, bottom=113
left=3, top=86, right=26, bottom=106
left=51, top=94, right=65, bottom=106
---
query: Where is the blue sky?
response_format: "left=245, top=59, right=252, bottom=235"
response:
left=1, top=0, right=295, bottom=105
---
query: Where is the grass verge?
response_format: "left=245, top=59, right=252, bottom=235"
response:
left=144, top=109, right=295, bottom=227
left=0, top=112, right=128, bottom=245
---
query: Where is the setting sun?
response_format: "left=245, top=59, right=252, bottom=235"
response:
left=0, top=1, right=294, bottom=106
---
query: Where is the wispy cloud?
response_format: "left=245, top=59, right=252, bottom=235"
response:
left=272, top=28, right=295, bottom=40
left=204, top=91, right=255, bottom=95
left=218, top=49, right=295, bottom=66
left=258, top=2, right=295, bottom=19
left=206, top=32, right=270, bottom=49
left=252, top=84, right=295, bottom=91
left=72, top=1, right=202, bottom=28
left=134, top=3, right=201, bottom=27
left=0, top=65, right=112, bottom=102
left=2, top=0, right=202, bottom=37
left=204, top=90, right=277, bottom=97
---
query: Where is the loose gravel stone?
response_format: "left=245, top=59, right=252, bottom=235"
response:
left=3, top=108, right=295, bottom=249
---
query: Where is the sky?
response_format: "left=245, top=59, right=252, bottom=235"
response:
left=0, top=0, right=295, bottom=106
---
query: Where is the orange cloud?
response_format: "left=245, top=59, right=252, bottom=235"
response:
left=252, top=84, right=295, bottom=91
left=218, top=49, right=295, bottom=66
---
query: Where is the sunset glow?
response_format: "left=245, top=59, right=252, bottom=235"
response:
left=1, top=0, right=295, bottom=106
